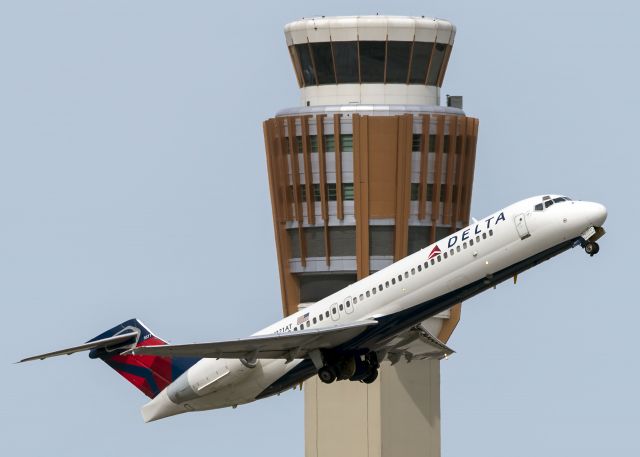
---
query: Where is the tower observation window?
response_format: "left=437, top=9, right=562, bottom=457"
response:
left=289, top=40, right=450, bottom=88
left=295, top=44, right=316, bottom=86
left=385, top=41, right=412, bottom=83
left=359, top=41, right=386, bottom=83
left=427, top=43, right=447, bottom=85
left=310, top=42, right=336, bottom=85
left=333, top=41, right=359, bottom=83
left=409, top=42, right=432, bottom=83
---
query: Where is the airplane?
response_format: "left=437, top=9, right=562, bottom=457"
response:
left=19, top=195, right=607, bottom=422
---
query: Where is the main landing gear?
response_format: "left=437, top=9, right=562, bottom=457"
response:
left=316, top=352, right=379, bottom=385
left=583, top=241, right=600, bottom=256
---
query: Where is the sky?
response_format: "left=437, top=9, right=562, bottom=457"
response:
left=1, top=1, right=638, bottom=456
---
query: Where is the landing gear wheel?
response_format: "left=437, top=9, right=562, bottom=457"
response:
left=361, top=368, right=378, bottom=384
left=318, top=366, right=337, bottom=384
left=584, top=241, right=600, bottom=256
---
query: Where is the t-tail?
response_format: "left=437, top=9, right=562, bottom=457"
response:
left=18, top=318, right=200, bottom=399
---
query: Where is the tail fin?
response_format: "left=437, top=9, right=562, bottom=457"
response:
left=88, top=319, right=200, bottom=399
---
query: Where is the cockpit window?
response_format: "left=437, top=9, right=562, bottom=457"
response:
left=534, top=203, right=543, bottom=211
left=552, top=197, right=565, bottom=203
left=544, top=200, right=554, bottom=208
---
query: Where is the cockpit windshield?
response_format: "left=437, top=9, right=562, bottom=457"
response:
left=534, top=196, right=572, bottom=211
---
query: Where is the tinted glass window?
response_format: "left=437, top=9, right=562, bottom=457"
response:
left=342, top=183, right=354, bottom=201
left=386, top=41, right=412, bottom=83
left=295, top=44, right=316, bottom=86
left=545, top=200, right=554, bottom=208
left=409, top=42, right=432, bottom=83
left=333, top=41, right=359, bottom=83
left=340, top=134, right=353, bottom=152
left=310, top=42, right=336, bottom=85
left=323, top=134, right=335, bottom=151
left=427, top=43, right=447, bottom=85
left=359, top=41, right=386, bottom=82
left=535, top=203, right=543, bottom=211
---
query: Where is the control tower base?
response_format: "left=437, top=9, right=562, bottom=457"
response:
left=304, top=359, right=441, bottom=457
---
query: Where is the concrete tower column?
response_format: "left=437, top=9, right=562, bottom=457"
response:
left=262, top=16, right=479, bottom=456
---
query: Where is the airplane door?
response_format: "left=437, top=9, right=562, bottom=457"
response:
left=330, top=303, right=339, bottom=321
left=514, top=213, right=530, bottom=240
left=344, top=296, right=354, bottom=314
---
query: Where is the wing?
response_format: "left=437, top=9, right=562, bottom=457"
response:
left=127, top=319, right=378, bottom=362
left=379, top=324, right=454, bottom=364
left=18, top=332, right=138, bottom=363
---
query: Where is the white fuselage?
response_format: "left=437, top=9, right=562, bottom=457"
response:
left=142, top=195, right=607, bottom=421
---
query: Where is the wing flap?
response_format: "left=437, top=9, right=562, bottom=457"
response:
left=126, top=319, right=378, bottom=360
left=382, top=324, right=454, bottom=364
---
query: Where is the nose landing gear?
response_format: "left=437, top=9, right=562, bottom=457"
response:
left=584, top=241, right=600, bottom=256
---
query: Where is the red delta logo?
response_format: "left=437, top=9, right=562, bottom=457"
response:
left=427, top=245, right=441, bottom=260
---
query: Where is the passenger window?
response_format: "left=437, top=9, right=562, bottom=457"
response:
left=372, top=288, right=376, bottom=295
left=450, top=249, right=454, bottom=255
left=443, top=252, right=448, bottom=259
left=404, top=272, right=409, bottom=278
left=469, top=239, right=474, bottom=246
left=476, top=236, right=480, bottom=242
left=385, top=281, right=389, bottom=288
left=319, top=314, right=323, bottom=321
left=489, top=229, right=494, bottom=236
left=411, top=268, right=415, bottom=275
left=339, top=304, right=343, bottom=311
left=325, top=311, right=330, bottom=318
left=378, top=284, right=383, bottom=292
left=332, top=308, right=337, bottom=314
left=306, top=321, right=310, bottom=327
left=437, top=255, right=442, bottom=262
left=398, top=275, right=402, bottom=281
left=430, top=258, right=435, bottom=265
left=359, top=294, right=364, bottom=300
left=366, top=291, right=370, bottom=297
left=457, top=246, right=461, bottom=252
left=482, top=233, right=487, bottom=239
left=392, top=278, right=396, bottom=285
left=417, top=265, right=422, bottom=272
left=424, top=261, right=428, bottom=268
left=353, top=297, right=357, bottom=304
left=313, top=317, right=317, bottom=324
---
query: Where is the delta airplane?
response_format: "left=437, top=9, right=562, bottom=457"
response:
left=20, top=195, right=607, bottom=422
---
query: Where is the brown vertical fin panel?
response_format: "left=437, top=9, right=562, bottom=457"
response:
left=276, top=118, right=293, bottom=221
left=334, top=113, right=344, bottom=220
left=463, top=119, right=479, bottom=221
left=453, top=116, right=468, bottom=226
left=431, top=115, right=445, bottom=226
left=393, top=114, right=413, bottom=261
left=418, top=114, right=430, bottom=220
left=353, top=114, right=370, bottom=279
left=316, top=114, right=330, bottom=266
left=438, top=303, right=461, bottom=343
left=264, top=120, right=299, bottom=316
left=443, top=116, right=458, bottom=225
left=287, top=117, right=306, bottom=267
left=301, top=116, right=315, bottom=225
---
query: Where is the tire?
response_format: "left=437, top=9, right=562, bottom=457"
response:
left=318, top=366, right=337, bottom=384
left=584, top=241, right=599, bottom=256
left=361, top=368, right=378, bottom=384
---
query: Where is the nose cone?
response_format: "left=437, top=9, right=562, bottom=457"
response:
left=587, top=202, right=608, bottom=227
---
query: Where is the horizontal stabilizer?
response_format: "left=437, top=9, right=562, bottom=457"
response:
left=18, top=332, right=137, bottom=363
left=126, top=319, right=379, bottom=361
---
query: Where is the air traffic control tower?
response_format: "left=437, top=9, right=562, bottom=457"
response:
left=263, top=16, right=479, bottom=457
